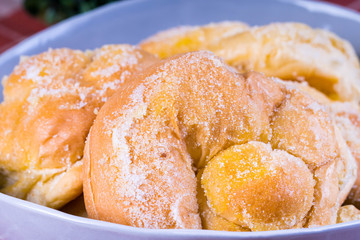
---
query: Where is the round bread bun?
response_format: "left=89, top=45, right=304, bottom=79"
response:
left=332, top=103, right=360, bottom=208
left=140, top=21, right=249, bottom=59
left=337, top=205, right=360, bottom=223
left=140, top=22, right=360, bottom=102
left=283, top=81, right=360, bottom=209
left=0, top=45, right=157, bottom=208
left=83, top=51, right=355, bottom=230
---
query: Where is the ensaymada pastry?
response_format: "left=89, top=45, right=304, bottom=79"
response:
left=140, top=21, right=249, bottom=59
left=140, top=22, right=360, bottom=102
left=333, top=103, right=360, bottom=208
left=0, top=45, right=157, bottom=209
left=337, top=205, right=360, bottom=223
left=83, top=51, right=356, bottom=231
left=286, top=81, right=360, bottom=209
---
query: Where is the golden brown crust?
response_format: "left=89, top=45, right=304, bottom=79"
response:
left=140, top=21, right=249, bottom=59
left=0, top=45, right=157, bottom=208
left=84, top=51, right=354, bottom=230
left=284, top=81, right=359, bottom=209
left=197, top=169, right=250, bottom=232
left=270, top=87, right=338, bottom=169
left=141, top=22, right=360, bottom=102
left=331, top=104, right=360, bottom=208
left=202, top=142, right=314, bottom=231
left=83, top=72, right=201, bottom=229
left=337, top=205, right=360, bottom=223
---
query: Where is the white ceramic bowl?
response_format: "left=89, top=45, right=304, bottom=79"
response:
left=0, top=0, right=360, bottom=239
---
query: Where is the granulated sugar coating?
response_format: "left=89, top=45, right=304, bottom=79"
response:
left=140, top=21, right=249, bottom=59
left=83, top=51, right=356, bottom=231
left=202, top=142, right=315, bottom=231
left=281, top=80, right=360, bottom=210
left=141, top=22, right=360, bottom=102
left=0, top=45, right=158, bottom=209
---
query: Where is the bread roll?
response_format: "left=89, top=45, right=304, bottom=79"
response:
left=83, top=51, right=355, bottom=230
left=141, top=22, right=360, bottom=102
left=140, top=21, right=249, bottom=59
left=0, top=45, right=157, bottom=208
left=337, top=205, right=360, bottom=223
left=284, top=81, right=360, bottom=209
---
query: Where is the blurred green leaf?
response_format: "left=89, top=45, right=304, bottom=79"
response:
left=24, top=0, right=120, bottom=25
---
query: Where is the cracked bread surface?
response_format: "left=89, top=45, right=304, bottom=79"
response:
left=83, top=51, right=356, bottom=230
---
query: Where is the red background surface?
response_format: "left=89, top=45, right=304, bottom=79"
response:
left=0, top=0, right=359, bottom=54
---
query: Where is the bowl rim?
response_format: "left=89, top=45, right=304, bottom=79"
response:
left=1, top=192, right=359, bottom=237
left=1, top=0, right=360, bottom=65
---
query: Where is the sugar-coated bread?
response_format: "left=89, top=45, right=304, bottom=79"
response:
left=325, top=102, right=360, bottom=208
left=140, top=21, right=249, bottom=59
left=202, top=142, right=314, bottom=231
left=284, top=81, right=360, bottom=209
left=337, top=205, right=360, bottom=223
left=141, top=22, right=360, bottom=102
left=0, top=45, right=157, bottom=208
left=83, top=51, right=355, bottom=230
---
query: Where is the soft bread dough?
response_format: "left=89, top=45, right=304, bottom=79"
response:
left=141, top=22, right=360, bottom=102
left=202, top=142, right=314, bottom=231
left=333, top=103, right=360, bottom=208
left=0, top=45, right=157, bottom=208
left=284, top=81, right=360, bottom=209
left=83, top=51, right=355, bottom=230
left=337, top=205, right=360, bottom=223
left=140, top=21, right=249, bottom=59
